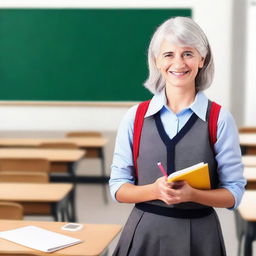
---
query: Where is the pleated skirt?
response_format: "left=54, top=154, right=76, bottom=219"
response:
left=113, top=206, right=226, bottom=256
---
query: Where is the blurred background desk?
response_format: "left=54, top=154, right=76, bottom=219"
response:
left=0, top=148, right=85, bottom=219
left=237, top=191, right=256, bottom=256
left=0, top=147, right=85, bottom=177
left=243, top=167, right=256, bottom=189
left=239, top=133, right=256, bottom=155
left=242, top=155, right=256, bottom=167
left=0, top=183, right=73, bottom=221
left=0, top=137, right=108, bottom=182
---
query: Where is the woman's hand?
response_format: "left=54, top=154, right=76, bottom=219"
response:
left=154, top=178, right=195, bottom=205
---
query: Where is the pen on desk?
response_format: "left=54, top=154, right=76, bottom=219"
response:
left=157, top=162, right=168, bottom=178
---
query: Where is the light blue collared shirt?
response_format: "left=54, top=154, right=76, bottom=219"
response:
left=109, top=91, right=246, bottom=209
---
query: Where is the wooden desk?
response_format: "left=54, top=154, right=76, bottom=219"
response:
left=0, top=183, right=73, bottom=222
left=242, top=155, right=256, bottom=167
left=0, top=137, right=109, bottom=203
left=0, top=137, right=108, bottom=151
left=0, top=137, right=108, bottom=181
left=0, top=148, right=85, bottom=221
left=244, top=167, right=256, bottom=181
left=0, top=147, right=85, bottom=181
left=0, top=220, right=122, bottom=256
left=243, top=167, right=256, bottom=189
left=0, top=148, right=85, bottom=162
left=237, top=191, right=256, bottom=255
left=240, top=133, right=256, bottom=155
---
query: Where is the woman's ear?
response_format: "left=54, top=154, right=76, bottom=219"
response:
left=199, top=57, right=205, bottom=68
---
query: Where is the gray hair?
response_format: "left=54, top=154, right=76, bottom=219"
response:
left=144, top=16, right=214, bottom=94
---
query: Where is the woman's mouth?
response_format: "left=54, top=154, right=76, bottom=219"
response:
left=169, top=71, right=190, bottom=77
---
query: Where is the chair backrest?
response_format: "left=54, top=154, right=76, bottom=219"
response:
left=38, top=142, right=79, bottom=149
left=239, top=127, right=256, bottom=133
left=0, top=171, right=49, bottom=183
left=66, top=131, right=102, bottom=137
left=0, top=202, right=24, bottom=220
left=0, top=158, right=50, bottom=172
left=0, top=171, right=50, bottom=215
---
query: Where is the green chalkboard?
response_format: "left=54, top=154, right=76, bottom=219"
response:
left=0, top=9, right=192, bottom=101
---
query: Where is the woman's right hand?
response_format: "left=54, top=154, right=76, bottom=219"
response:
left=154, top=176, right=176, bottom=205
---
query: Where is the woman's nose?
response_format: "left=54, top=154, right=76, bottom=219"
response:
left=172, top=56, right=186, bottom=69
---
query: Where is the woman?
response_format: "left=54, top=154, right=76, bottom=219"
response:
left=109, top=16, right=246, bottom=256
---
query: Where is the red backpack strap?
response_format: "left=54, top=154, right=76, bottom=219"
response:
left=208, top=101, right=221, bottom=149
left=133, top=100, right=151, bottom=178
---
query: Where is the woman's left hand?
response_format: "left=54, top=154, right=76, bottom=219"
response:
left=168, top=180, right=195, bottom=204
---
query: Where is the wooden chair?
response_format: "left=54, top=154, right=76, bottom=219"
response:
left=0, top=202, right=23, bottom=220
left=38, top=142, right=79, bottom=149
left=239, top=127, right=256, bottom=133
left=38, top=142, right=78, bottom=173
left=0, top=171, right=50, bottom=215
left=0, top=171, right=49, bottom=183
left=66, top=131, right=102, bottom=137
left=0, top=158, right=50, bottom=173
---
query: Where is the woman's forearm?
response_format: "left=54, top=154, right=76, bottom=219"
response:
left=190, top=187, right=235, bottom=208
left=116, top=183, right=158, bottom=203
left=116, top=180, right=235, bottom=209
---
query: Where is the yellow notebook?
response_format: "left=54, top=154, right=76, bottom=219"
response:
left=167, top=162, right=211, bottom=189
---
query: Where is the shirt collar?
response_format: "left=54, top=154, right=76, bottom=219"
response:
left=145, top=90, right=208, bottom=122
left=190, top=91, right=208, bottom=121
left=144, top=90, right=166, bottom=118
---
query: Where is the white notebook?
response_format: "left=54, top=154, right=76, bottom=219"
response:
left=0, top=225, right=82, bottom=252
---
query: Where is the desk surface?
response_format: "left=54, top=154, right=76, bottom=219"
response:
left=0, top=148, right=85, bottom=162
left=242, top=155, right=256, bottom=167
left=244, top=167, right=256, bottom=181
left=238, top=191, right=256, bottom=221
left=0, top=137, right=108, bottom=148
left=239, top=133, right=256, bottom=146
left=0, top=220, right=122, bottom=256
left=0, top=183, right=73, bottom=202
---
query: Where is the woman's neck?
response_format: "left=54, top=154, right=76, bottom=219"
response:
left=165, top=87, right=196, bottom=114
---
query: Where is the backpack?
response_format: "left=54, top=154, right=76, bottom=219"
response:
left=133, top=100, right=221, bottom=177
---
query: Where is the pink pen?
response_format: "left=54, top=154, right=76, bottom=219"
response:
left=157, top=162, right=168, bottom=178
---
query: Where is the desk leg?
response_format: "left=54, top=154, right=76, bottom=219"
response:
left=53, top=195, right=73, bottom=222
left=243, top=222, right=256, bottom=256
left=99, top=148, right=108, bottom=204
left=240, top=145, right=246, bottom=155
left=69, top=186, right=76, bottom=222
left=52, top=203, right=59, bottom=222
left=68, top=162, right=77, bottom=222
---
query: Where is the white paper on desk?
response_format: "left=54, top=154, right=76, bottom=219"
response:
left=0, top=225, right=82, bottom=252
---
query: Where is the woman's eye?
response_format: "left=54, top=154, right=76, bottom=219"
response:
left=163, top=53, right=173, bottom=58
left=183, top=52, right=193, bottom=58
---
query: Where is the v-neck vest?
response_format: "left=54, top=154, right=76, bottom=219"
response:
left=136, top=100, right=219, bottom=209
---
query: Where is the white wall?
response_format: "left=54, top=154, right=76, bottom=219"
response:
left=245, top=0, right=256, bottom=125
left=0, top=0, right=234, bottom=131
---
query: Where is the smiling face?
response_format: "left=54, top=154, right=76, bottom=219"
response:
left=156, top=40, right=205, bottom=91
